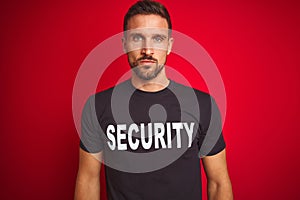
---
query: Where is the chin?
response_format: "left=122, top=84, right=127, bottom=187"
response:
left=134, top=70, right=156, bottom=80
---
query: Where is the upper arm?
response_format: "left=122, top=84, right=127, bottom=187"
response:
left=202, top=149, right=231, bottom=184
left=75, top=149, right=102, bottom=200
left=77, top=148, right=102, bottom=180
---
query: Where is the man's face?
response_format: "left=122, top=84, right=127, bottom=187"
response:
left=123, top=14, right=173, bottom=80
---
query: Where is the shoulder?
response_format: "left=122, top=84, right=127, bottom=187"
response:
left=93, top=79, right=131, bottom=103
left=82, top=80, right=132, bottom=115
left=169, top=80, right=213, bottom=105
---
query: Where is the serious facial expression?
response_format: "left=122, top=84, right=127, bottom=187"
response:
left=123, top=14, right=173, bottom=80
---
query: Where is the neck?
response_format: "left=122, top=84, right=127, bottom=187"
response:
left=131, top=69, right=170, bottom=92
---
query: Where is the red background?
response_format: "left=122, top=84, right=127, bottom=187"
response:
left=1, top=0, right=300, bottom=199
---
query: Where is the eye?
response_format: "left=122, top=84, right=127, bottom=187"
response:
left=132, top=34, right=143, bottom=42
left=153, top=35, right=165, bottom=43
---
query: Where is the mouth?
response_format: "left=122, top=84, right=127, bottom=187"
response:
left=138, top=59, right=156, bottom=64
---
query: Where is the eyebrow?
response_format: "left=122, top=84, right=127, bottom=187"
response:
left=130, top=33, right=144, bottom=37
left=129, top=32, right=168, bottom=38
left=152, top=34, right=167, bottom=39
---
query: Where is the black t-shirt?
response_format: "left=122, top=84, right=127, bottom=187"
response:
left=80, top=79, right=225, bottom=200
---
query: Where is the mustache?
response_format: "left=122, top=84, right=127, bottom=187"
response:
left=137, top=55, right=158, bottom=62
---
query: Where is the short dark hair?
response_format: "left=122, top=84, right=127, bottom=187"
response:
left=123, top=0, right=172, bottom=31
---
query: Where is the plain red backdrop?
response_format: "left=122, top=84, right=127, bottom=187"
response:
left=1, top=0, right=299, bottom=199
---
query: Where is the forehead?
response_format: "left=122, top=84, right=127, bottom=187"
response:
left=127, top=14, right=168, bottom=30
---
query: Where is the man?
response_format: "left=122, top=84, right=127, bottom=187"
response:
left=75, top=0, right=233, bottom=199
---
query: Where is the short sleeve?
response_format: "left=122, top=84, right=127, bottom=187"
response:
left=199, top=97, right=226, bottom=157
left=80, top=95, right=104, bottom=153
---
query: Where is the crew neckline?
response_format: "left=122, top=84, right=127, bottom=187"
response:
left=128, top=79, right=173, bottom=95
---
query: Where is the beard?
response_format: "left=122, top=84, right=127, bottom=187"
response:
left=129, top=55, right=165, bottom=80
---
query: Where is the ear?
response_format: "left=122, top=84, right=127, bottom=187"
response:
left=122, top=37, right=127, bottom=53
left=167, top=37, right=174, bottom=55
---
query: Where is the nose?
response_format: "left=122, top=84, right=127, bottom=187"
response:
left=141, top=47, right=154, bottom=55
left=141, top=39, right=154, bottom=55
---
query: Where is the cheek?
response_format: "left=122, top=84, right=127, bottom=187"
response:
left=128, top=50, right=140, bottom=57
left=127, top=52, right=138, bottom=62
left=156, top=51, right=168, bottom=63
